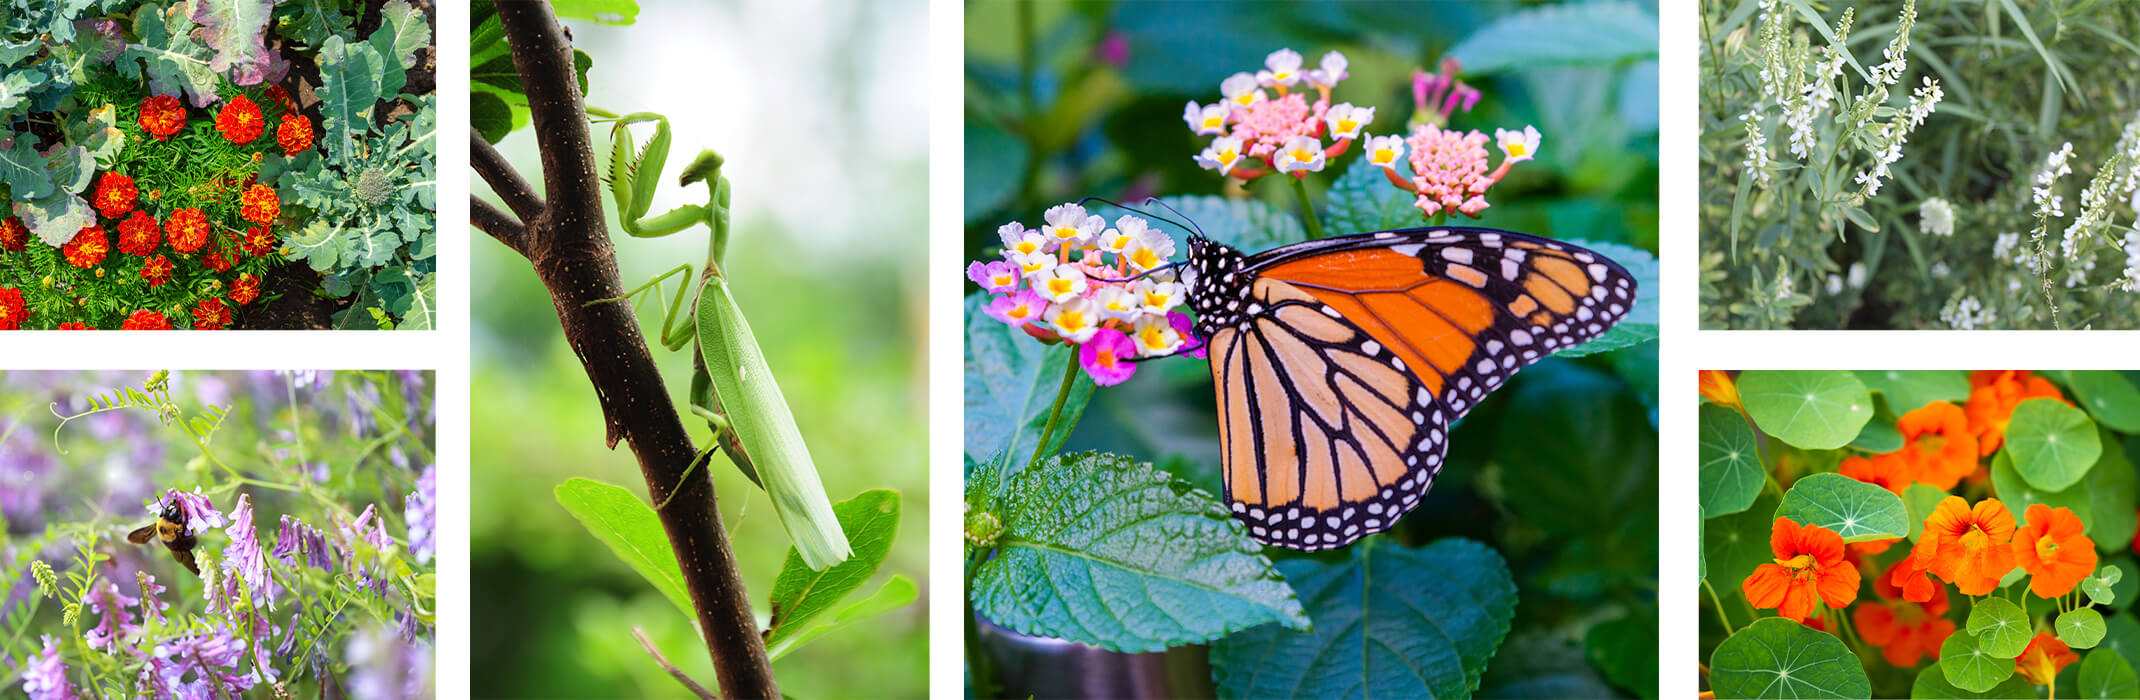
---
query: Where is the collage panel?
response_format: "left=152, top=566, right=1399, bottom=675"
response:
left=0, top=370, right=435, bottom=696
left=1698, top=370, right=2140, bottom=698
left=962, top=2, right=1659, bottom=698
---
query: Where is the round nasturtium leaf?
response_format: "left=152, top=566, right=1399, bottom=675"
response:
left=1909, top=665, right=2035, bottom=699
left=1858, top=369, right=1969, bottom=415
left=1709, top=618, right=1871, bottom=699
left=2066, top=370, right=2140, bottom=433
left=1964, top=597, right=2032, bottom=659
left=2003, top=398, right=2101, bottom=491
left=1847, top=419, right=1902, bottom=453
left=2083, top=566, right=2124, bottom=607
left=1940, top=630, right=2019, bottom=692
left=2059, top=607, right=2108, bottom=649
left=1700, top=403, right=1763, bottom=518
left=1903, top=483, right=1949, bottom=543
left=2081, top=646, right=2140, bottom=700
left=1706, top=493, right=1783, bottom=596
left=1989, top=450, right=2093, bottom=534
left=1772, top=473, right=1909, bottom=543
left=1739, top=371, right=1875, bottom=450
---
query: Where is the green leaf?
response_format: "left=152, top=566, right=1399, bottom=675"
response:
left=551, top=0, right=640, bottom=24
left=12, top=192, right=93, bottom=246
left=2083, top=432, right=2139, bottom=549
left=765, top=490, right=900, bottom=652
left=2081, top=649, right=2140, bottom=700
left=1857, top=370, right=1969, bottom=414
left=120, top=3, right=221, bottom=106
left=962, top=121, right=1026, bottom=224
left=1585, top=610, right=1658, bottom=699
left=471, top=91, right=513, bottom=144
left=1909, top=665, right=2035, bottom=699
left=1965, top=597, right=2032, bottom=659
left=2004, top=398, right=2101, bottom=491
left=1739, top=371, right=1875, bottom=449
left=1493, top=361, right=1658, bottom=540
left=2061, top=608, right=2108, bottom=649
left=1323, top=153, right=1418, bottom=235
left=1210, top=538, right=1517, bottom=698
left=371, top=0, right=432, bottom=69
left=1557, top=241, right=1659, bottom=357
left=968, top=452, right=1306, bottom=652
left=1904, top=483, right=1949, bottom=543
left=553, top=478, right=693, bottom=625
left=1773, top=472, right=1909, bottom=543
left=2103, top=613, right=2140, bottom=675
left=1151, top=194, right=1306, bottom=254
left=1990, top=449, right=2093, bottom=533
left=767, top=575, right=918, bottom=661
left=962, top=292, right=1095, bottom=466
left=1941, top=631, right=2020, bottom=692
left=316, top=35, right=388, bottom=164
left=1700, top=403, right=1763, bottom=518
left=1848, top=420, right=1903, bottom=453
left=1706, top=492, right=1784, bottom=593
left=1444, top=1, right=1658, bottom=75
left=2067, top=372, right=2140, bottom=433
left=1709, top=618, right=1870, bottom=699
left=0, top=135, right=57, bottom=200
left=2082, top=566, right=2122, bottom=607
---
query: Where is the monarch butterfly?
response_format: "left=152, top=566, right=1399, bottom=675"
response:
left=1176, top=224, right=1636, bottom=551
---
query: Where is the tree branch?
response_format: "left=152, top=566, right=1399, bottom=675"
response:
left=470, top=126, right=545, bottom=222
left=636, top=627, right=720, bottom=700
left=488, top=2, right=779, bottom=696
left=470, top=197, right=524, bottom=252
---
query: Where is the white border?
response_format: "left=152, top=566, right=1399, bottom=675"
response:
left=927, top=0, right=965, bottom=696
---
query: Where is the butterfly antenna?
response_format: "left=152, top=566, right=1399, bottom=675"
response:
left=1142, top=197, right=1207, bottom=240
left=1075, top=196, right=1198, bottom=240
left=1087, top=261, right=1182, bottom=285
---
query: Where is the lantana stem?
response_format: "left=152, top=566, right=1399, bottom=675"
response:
left=1433, top=211, right=1449, bottom=227
left=1288, top=176, right=1326, bottom=239
left=1028, top=348, right=1082, bottom=470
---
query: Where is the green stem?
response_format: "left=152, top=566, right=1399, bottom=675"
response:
left=1288, top=176, right=1326, bottom=239
left=965, top=554, right=996, bottom=698
left=1433, top=210, right=1449, bottom=228
left=1703, top=579, right=1737, bottom=635
left=1027, top=349, right=1080, bottom=471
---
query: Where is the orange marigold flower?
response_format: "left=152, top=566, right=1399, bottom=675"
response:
left=0, top=287, right=24, bottom=330
left=121, top=310, right=172, bottom=330
left=1898, top=401, right=1978, bottom=490
left=230, top=273, right=261, bottom=305
left=56, top=322, right=90, bottom=330
left=62, top=226, right=108, bottom=268
left=93, top=172, right=137, bottom=219
left=277, top=113, right=313, bottom=156
left=2013, top=504, right=2098, bottom=598
left=1966, top=371, right=2068, bottom=456
left=0, top=216, right=26, bottom=252
left=116, top=210, right=161, bottom=256
left=1700, top=370, right=1740, bottom=409
left=216, top=94, right=265, bottom=144
left=1840, top=451, right=1914, bottom=496
left=192, top=297, right=230, bottom=330
left=166, top=208, right=209, bottom=254
left=2015, top=632, right=2078, bottom=685
left=139, top=94, right=185, bottom=140
left=243, top=225, right=277, bottom=257
left=203, top=241, right=235, bottom=272
left=1742, top=518, right=1860, bottom=621
left=141, top=255, right=174, bottom=287
left=1916, top=496, right=2017, bottom=596
left=240, top=184, right=279, bottom=225
left=1853, top=599, right=1956, bottom=667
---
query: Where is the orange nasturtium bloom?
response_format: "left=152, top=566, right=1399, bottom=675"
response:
left=1897, top=401, right=1979, bottom=490
left=1699, top=370, right=1740, bottom=409
left=1964, top=371, right=2066, bottom=456
left=1839, top=451, right=1913, bottom=496
left=2014, top=632, right=2078, bottom=685
left=1887, top=551, right=1944, bottom=603
left=1916, top=496, right=2016, bottom=596
left=1853, top=599, right=1955, bottom=667
left=1743, top=518, right=1859, bottom=621
left=2013, top=504, right=2097, bottom=598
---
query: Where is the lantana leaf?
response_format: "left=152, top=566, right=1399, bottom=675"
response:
left=1709, top=617, right=1870, bottom=699
left=1773, top=472, right=1909, bottom=543
left=1149, top=194, right=1306, bottom=254
left=2003, top=398, right=2100, bottom=491
left=1699, top=403, right=1762, bottom=518
left=1444, top=1, right=1657, bottom=75
left=1738, top=370, right=1874, bottom=450
left=961, top=292, right=1095, bottom=466
left=1323, top=153, right=1418, bottom=235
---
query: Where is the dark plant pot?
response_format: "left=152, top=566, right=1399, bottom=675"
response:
left=973, top=615, right=1215, bottom=699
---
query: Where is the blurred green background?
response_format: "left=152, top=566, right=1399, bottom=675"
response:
left=470, top=0, right=928, bottom=697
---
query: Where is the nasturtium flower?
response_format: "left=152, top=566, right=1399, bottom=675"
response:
left=1965, top=371, right=2068, bottom=456
left=1182, top=101, right=1229, bottom=136
left=1046, top=296, right=1101, bottom=344
left=1195, top=136, right=1247, bottom=177
left=968, top=260, right=1020, bottom=294
left=93, top=172, right=138, bottom=218
left=82, top=580, right=140, bottom=650
left=116, top=210, right=160, bottom=256
left=61, top=225, right=108, bottom=268
left=2014, top=632, right=2078, bottom=685
left=1274, top=136, right=1327, bottom=175
left=0, top=287, right=25, bottom=330
left=1839, top=451, right=1913, bottom=496
left=240, top=184, right=280, bottom=226
left=1875, top=556, right=1951, bottom=616
left=1742, top=517, right=1859, bottom=621
left=2013, top=504, right=2097, bottom=598
left=230, top=273, right=261, bottom=305
left=0, top=216, right=27, bottom=251
left=141, top=255, right=174, bottom=287
left=56, top=322, right=90, bottom=330
left=1031, top=263, right=1090, bottom=303
left=1853, top=598, right=1954, bottom=667
left=1131, top=314, right=1183, bottom=357
left=216, top=94, right=265, bottom=144
left=24, top=635, right=74, bottom=700
left=1496, top=125, right=1541, bottom=163
left=243, top=225, right=278, bottom=257
left=1304, top=50, right=1348, bottom=88
left=1698, top=370, right=1741, bottom=409
left=1896, top=401, right=1979, bottom=489
left=193, top=296, right=231, bottom=330
left=1322, top=103, right=1372, bottom=140
left=982, top=289, right=1048, bottom=328
left=276, top=112, right=314, bottom=156
left=1916, top=496, right=2016, bottom=596
left=1363, top=134, right=1406, bottom=170
left=1079, top=327, right=1138, bottom=386
left=1220, top=72, right=1263, bottom=109
left=166, top=208, right=209, bottom=254
left=122, top=310, right=173, bottom=330
left=139, top=94, right=185, bottom=140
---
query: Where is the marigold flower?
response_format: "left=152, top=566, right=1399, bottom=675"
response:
left=1965, top=371, right=2068, bottom=456
left=983, top=289, right=1048, bottom=328
left=192, top=297, right=231, bottom=330
left=264, top=85, right=295, bottom=110
left=230, top=273, right=261, bottom=306
left=116, top=211, right=160, bottom=256
left=2013, top=504, right=2097, bottom=598
left=1698, top=370, right=1740, bottom=409
left=56, top=322, right=89, bottom=330
left=139, top=94, right=185, bottom=140
left=1898, top=401, right=1978, bottom=490
left=216, top=94, right=265, bottom=144
left=121, top=310, right=172, bottom=330
left=276, top=112, right=313, bottom=156
left=0, top=287, right=25, bottom=330
left=0, top=216, right=26, bottom=252
left=1079, top=328, right=1138, bottom=386
left=240, top=184, right=279, bottom=226
left=140, top=255, right=174, bottom=287
left=93, top=172, right=137, bottom=219
left=2015, top=632, right=2078, bottom=685
left=203, top=239, right=235, bottom=272
left=165, top=208, right=209, bottom=254
left=1916, top=496, right=2016, bottom=596
left=242, top=225, right=277, bottom=257
left=62, top=225, right=108, bottom=268
left=1853, top=598, right=1955, bottom=667
left=1742, top=518, right=1859, bottom=621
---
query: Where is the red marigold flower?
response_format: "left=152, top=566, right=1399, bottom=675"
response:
left=1853, top=599, right=1955, bottom=667
left=121, top=310, right=172, bottom=330
left=2014, top=504, right=2097, bottom=598
left=93, top=172, right=137, bottom=219
left=216, top=94, right=265, bottom=144
left=242, top=225, right=278, bottom=257
left=2015, top=632, right=2078, bottom=685
left=264, top=85, right=295, bottom=111
left=0, top=287, right=25, bottom=330
left=62, top=226, right=108, bottom=268
left=276, top=113, right=313, bottom=156
left=0, top=216, right=26, bottom=252
left=1898, top=401, right=1978, bottom=490
left=192, top=297, right=231, bottom=330
left=139, top=95, right=186, bottom=140
left=230, top=273, right=261, bottom=305
left=240, top=184, right=280, bottom=226
left=1699, top=370, right=1740, bottom=409
left=203, top=242, right=234, bottom=272
left=116, top=210, right=161, bottom=256
left=1965, top=371, right=2068, bottom=456
left=56, top=322, right=91, bottom=330
left=1916, top=496, right=2016, bottom=596
left=166, top=208, right=209, bottom=254
left=141, top=255, right=174, bottom=287
left=1742, top=517, right=1860, bottom=622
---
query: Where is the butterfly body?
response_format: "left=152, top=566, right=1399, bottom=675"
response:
left=1183, top=226, right=1635, bottom=550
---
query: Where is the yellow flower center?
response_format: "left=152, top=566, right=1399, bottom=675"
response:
left=1203, top=116, right=1223, bottom=130
left=1096, top=350, right=1119, bottom=369
left=1217, top=149, right=1238, bottom=165
left=1961, top=525, right=1991, bottom=549
left=1234, top=94, right=1254, bottom=107
left=1046, top=278, right=1076, bottom=296
left=1107, top=298, right=1133, bottom=312
left=1130, top=248, right=1160, bottom=269
left=1051, top=226, right=1078, bottom=240
left=1373, top=148, right=1395, bottom=164
left=1775, top=553, right=1815, bottom=571
left=2037, top=534, right=2060, bottom=560
left=1143, top=292, right=1171, bottom=307
left=1057, top=311, right=1088, bottom=331
left=1274, top=71, right=1292, bottom=81
left=1015, top=241, right=1040, bottom=255
left=1008, top=305, right=1032, bottom=320
left=1138, top=326, right=1167, bottom=349
left=1920, top=433, right=1947, bottom=453
left=1337, top=118, right=1358, bottom=133
left=1508, top=143, right=1529, bottom=157
left=1020, top=259, right=1045, bottom=274
left=1289, top=147, right=1315, bottom=163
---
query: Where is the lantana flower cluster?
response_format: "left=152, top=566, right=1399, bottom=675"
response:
left=968, top=203, right=1201, bottom=386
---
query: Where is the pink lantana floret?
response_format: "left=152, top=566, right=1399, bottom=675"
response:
left=1079, top=328, right=1139, bottom=386
left=985, top=289, right=1049, bottom=328
left=968, top=260, right=1021, bottom=294
left=1405, top=124, right=1496, bottom=218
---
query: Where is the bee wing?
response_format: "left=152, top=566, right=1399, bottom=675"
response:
left=127, top=524, right=156, bottom=544
left=172, top=548, right=199, bottom=576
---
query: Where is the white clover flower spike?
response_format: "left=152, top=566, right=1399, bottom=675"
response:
left=1258, top=48, right=1303, bottom=88
left=1131, top=315, right=1185, bottom=357
left=1497, top=125, right=1541, bottom=163
left=1041, top=203, right=1103, bottom=248
left=1124, top=228, right=1177, bottom=271
left=1323, top=103, right=1372, bottom=140
left=1032, top=263, right=1089, bottom=302
left=1183, top=101, right=1228, bottom=136
left=1195, top=136, right=1247, bottom=177
left=1091, top=285, right=1142, bottom=323
left=1046, top=297, right=1102, bottom=343
left=1305, top=51, right=1348, bottom=88
left=1275, top=136, right=1327, bottom=174
left=1363, top=134, right=1405, bottom=170
left=1220, top=73, right=1263, bottom=109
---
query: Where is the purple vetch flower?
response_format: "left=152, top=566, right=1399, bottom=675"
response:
left=82, top=581, right=140, bottom=651
left=150, top=623, right=260, bottom=697
left=406, top=464, right=436, bottom=564
left=160, top=488, right=227, bottom=534
left=137, top=572, right=170, bottom=625
left=222, top=493, right=277, bottom=611
left=136, top=657, right=177, bottom=699
left=273, top=514, right=336, bottom=573
left=347, top=624, right=433, bottom=700
left=340, top=505, right=398, bottom=594
left=25, top=635, right=77, bottom=700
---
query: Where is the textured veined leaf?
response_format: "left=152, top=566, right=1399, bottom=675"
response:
left=1940, top=631, right=2018, bottom=692
left=1699, top=403, right=1761, bottom=518
left=1739, top=370, right=1874, bottom=449
left=1710, top=618, right=1870, bottom=698
left=2004, top=397, right=2100, bottom=491
left=1773, top=473, right=1909, bottom=543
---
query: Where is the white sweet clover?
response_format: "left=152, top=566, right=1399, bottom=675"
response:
left=1920, top=197, right=1954, bottom=236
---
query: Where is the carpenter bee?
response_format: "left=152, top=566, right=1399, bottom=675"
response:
left=127, top=500, right=200, bottom=576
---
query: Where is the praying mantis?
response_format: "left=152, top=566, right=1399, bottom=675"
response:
left=585, top=108, right=851, bottom=570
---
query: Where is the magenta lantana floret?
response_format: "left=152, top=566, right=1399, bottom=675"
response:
left=969, top=203, right=1199, bottom=386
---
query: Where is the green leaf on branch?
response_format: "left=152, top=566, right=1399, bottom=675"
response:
left=2081, top=649, right=2140, bottom=700
left=553, top=477, right=693, bottom=626
left=1709, top=618, right=1869, bottom=698
left=1773, top=472, right=1909, bottom=543
left=765, top=490, right=902, bottom=654
left=1700, top=404, right=1762, bottom=518
left=968, top=452, right=1306, bottom=652
left=551, top=0, right=641, bottom=24
left=1857, top=370, right=1969, bottom=414
left=1444, top=1, right=1658, bottom=75
left=1964, top=597, right=2031, bottom=659
left=1940, top=631, right=2018, bottom=692
left=962, top=292, right=1094, bottom=466
left=1739, top=371, right=1874, bottom=449
left=767, top=575, right=916, bottom=662
left=2059, top=608, right=2107, bottom=649
left=1210, top=538, right=1518, bottom=698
